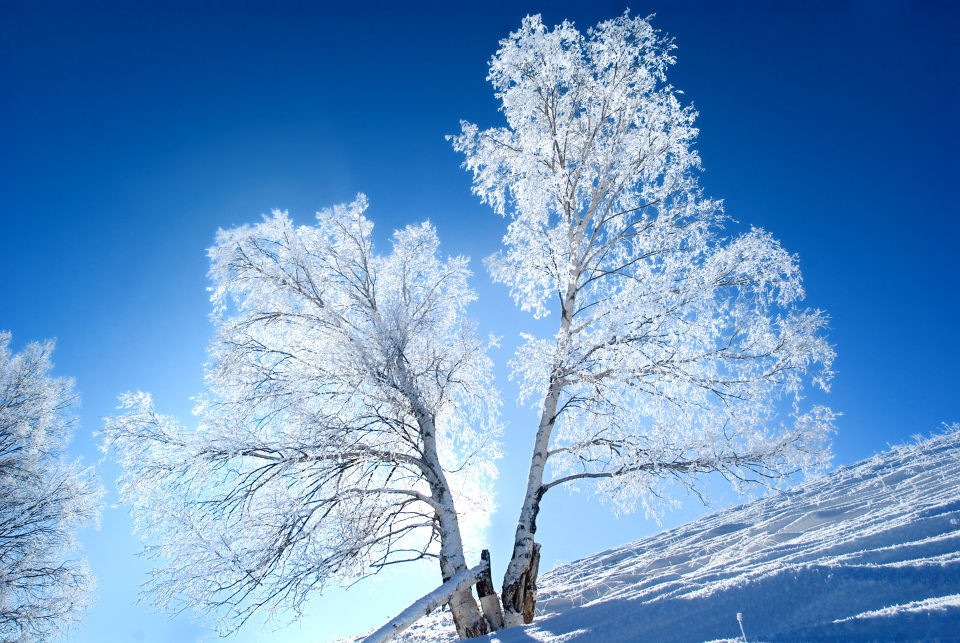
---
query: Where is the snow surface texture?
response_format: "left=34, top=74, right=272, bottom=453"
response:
left=389, top=430, right=960, bottom=641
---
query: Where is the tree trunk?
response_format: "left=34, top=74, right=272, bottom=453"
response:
left=501, top=357, right=561, bottom=626
left=501, top=285, right=577, bottom=626
left=447, top=585, right=488, bottom=638
left=416, top=407, right=488, bottom=639
left=502, top=541, right=541, bottom=626
left=432, top=471, right=487, bottom=638
left=476, top=549, right=504, bottom=630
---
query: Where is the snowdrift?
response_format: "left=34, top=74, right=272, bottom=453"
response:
left=395, top=429, right=960, bottom=641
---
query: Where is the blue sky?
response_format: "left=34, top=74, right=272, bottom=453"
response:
left=1, top=1, right=958, bottom=641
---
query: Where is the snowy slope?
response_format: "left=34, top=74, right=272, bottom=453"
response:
left=394, top=429, right=960, bottom=641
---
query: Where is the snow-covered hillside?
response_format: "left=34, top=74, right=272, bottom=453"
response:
left=395, top=428, right=960, bottom=641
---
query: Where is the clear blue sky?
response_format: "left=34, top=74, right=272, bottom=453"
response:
left=2, top=1, right=958, bottom=641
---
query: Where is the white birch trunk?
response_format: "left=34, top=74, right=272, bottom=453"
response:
left=501, top=283, right=577, bottom=626
left=414, top=397, right=488, bottom=638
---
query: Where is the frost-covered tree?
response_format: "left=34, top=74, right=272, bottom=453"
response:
left=0, top=333, right=102, bottom=641
left=101, top=196, right=501, bottom=638
left=452, top=13, right=837, bottom=625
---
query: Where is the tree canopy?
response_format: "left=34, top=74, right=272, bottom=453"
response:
left=102, top=196, right=500, bottom=634
left=452, top=12, right=836, bottom=625
left=0, top=333, right=102, bottom=641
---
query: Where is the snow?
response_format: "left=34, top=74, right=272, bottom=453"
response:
left=389, top=428, right=960, bottom=641
left=833, top=594, right=960, bottom=624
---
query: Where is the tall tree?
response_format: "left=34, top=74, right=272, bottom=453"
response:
left=452, top=13, right=837, bottom=626
left=102, top=196, right=501, bottom=637
left=0, top=333, right=102, bottom=641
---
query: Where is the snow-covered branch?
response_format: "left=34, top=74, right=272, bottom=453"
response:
left=364, top=559, right=489, bottom=643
